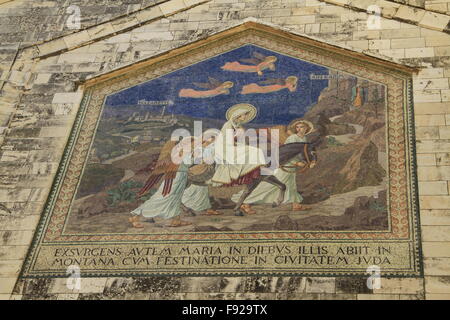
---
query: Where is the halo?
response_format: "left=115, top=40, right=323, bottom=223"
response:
left=288, top=119, right=314, bottom=135
left=226, top=103, right=257, bottom=124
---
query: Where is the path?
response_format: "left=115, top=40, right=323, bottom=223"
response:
left=103, top=150, right=138, bottom=164
left=118, top=175, right=387, bottom=234
left=328, top=115, right=363, bottom=144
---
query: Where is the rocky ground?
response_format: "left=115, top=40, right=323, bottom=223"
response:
left=65, top=178, right=387, bottom=234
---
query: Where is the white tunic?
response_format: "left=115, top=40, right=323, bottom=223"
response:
left=181, top=143, right=215, bottom=211
left=181, top=185, right=211, bottom=211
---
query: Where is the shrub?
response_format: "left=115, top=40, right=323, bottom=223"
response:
left=107, top=180, right=143, bottom=207
left=326, top=136, right=343, bottom=147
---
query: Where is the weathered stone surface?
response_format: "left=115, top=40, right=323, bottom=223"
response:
left=0, top=0, right=449, bottom=300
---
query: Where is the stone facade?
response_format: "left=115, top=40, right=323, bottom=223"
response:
left=0, top=0, right=449, bottom=300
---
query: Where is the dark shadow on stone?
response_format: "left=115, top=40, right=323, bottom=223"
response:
left=336, top=277, right=373, bottom=294
left=130, top=277, right=182, bottom=294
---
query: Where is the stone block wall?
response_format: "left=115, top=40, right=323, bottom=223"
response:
left=388, top=0, right=450, bottom=16
left=0, top=0, right=449, bottom=300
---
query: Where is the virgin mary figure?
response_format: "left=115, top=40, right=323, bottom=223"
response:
left=211, top=104, right=267, bottom=187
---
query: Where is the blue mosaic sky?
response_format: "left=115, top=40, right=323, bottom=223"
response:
left=105, top=44, right=330, bottom=125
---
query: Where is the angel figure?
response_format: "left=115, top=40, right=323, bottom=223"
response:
left=179, top=77, right=234, bottom=98
left=181, top=129, right=223, bottom=216
left=241, top=76, right=298, bottom=95
left=231, top=119, right=317, bottom=213
left=221, top=52, right=277, bottom=76
left=129, top=137, right=198, bottom=228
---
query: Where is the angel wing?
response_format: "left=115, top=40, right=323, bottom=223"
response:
left=256, top=125, right=290, bottom=146
left=193, top=82, right=216, bottom=90
left=271, top=125, right=290, bottom=145
left=253, top=52, right=267, bottom=61
left=258, top=78, right=286, bottom=86
left=137, top=140, right=180, bottom=197
left=239, top=52, right=266, bottom=65
left=239, top=57, right=261, bottom=65
left=208, top=77, right=222, bottom=87
left=193, top=77, right=222, bottom=90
